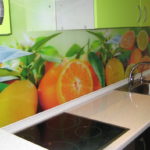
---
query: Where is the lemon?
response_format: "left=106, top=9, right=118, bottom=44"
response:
left=125, top=64, right=138, bottom=78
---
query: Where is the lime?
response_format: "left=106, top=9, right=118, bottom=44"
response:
left=137, top=30, right=149, bottom=51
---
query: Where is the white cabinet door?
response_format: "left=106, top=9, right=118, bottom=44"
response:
left=55, top=0, right=94, bottom=30
left=25, top=0, right=56, bottom=31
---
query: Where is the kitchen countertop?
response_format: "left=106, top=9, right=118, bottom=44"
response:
left=66, top=90, right=150, bottom=150
left=0, top=129, right=47, bottom=150
left=1, top=72, right=150, bottom=150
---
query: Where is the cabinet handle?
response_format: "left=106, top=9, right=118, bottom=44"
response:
left=143, top=6, right=147, bottom=23
left=137, top=5, right=142, bottom=23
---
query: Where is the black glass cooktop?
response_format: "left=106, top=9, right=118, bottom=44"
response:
left=15, top=113, right=128, bottom=150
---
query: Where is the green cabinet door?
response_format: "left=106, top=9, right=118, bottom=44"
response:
left=94, top=0, right=141, bottom=28
left=140, top=0, right=150, bottom=26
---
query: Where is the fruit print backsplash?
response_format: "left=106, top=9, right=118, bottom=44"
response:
left=0, top=28, right=150, bottom=127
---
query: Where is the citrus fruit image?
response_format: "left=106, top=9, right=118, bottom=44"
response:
left=44, top=61, right=55, bottom=73
left=129, top=48, right=142, bottom=64
left=38, top=63, right=64, bottom=110
left=105, top=58, right=125, bottom=85
left=0, top=80, right=38, bottom=127
left=57, top=60, right=93, bottom=103
left=85, top=61, right=101, bottom=91
left=137, top=30, right=149, bottom=51
left=138, top=56, right=150, bottom=72
left=125, top=64, right=138, bottom=78
left=120, top=30, right=135, bottom=50
left=38, top=60, right=93, bottom=110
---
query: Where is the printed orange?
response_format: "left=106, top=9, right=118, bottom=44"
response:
left=38, top=60, right=93, bottom=110
left=129, top=48, right=142, bottom=64
left=38, top=63, right=64, bottom=110
left=44, top=61, right=55, bottom=73
left=57, top=60, right=93, bottom=103
left=85, top=61, right=101, bottom=91
left=138, top=56, right=150, bottom=72
left=120, top=30, right=135, bottom=50
left=105, top=58, right=125, bottom=85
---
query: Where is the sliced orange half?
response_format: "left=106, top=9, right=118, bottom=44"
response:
left=120, top=30, right=135, bottom=50
left=57, top=60, right=93, bottom=103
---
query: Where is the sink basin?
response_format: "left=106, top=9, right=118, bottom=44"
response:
left=117, top=82, right=150, bottom=95
left=131, top=84, right=150, bottom=95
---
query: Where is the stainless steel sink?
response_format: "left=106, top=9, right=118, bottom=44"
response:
left=131, top=84, right=150, bottom=95
left=117, top=82, right=150, bottom=95
left=118, top=62, right=150, bottom=95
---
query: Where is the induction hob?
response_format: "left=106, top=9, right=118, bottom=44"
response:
left=15, top=113, right=129, bottom=150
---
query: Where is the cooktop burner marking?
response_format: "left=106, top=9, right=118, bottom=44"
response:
left=75, top=125, right=102, bottom=139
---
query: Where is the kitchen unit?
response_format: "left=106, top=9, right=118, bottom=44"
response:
left=1, top=0, right=150, bottom=150
left=55, top=0, right=150, bottom=30
left=1, top=73, right=150, bottom=150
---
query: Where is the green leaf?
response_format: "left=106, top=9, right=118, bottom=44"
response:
left=87, top=31, right=105, bottom=41
left=40, top=55, right=62, bottom=63
left=29, top=33, right=61, bottom=51
left=88, top=52, right=105, bottom=87
left=39, top=46, right=59, bottom=56
left=0, top=68, right=20, bottom=77
left=75, top=47, right=85, bottom=59
left=90, top=40, right=101, bottom=50
left=117, top=50, right=131, bottom=63
left=20, top=54, right=36, bottom=66
left=66, top=44, right=82, bottom=57
left=0, top=83, right=9, bottom=92
left=39, top=46, right=62, bottom=63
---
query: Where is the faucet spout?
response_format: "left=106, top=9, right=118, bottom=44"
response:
left=129, top=62, right=150, bottom=86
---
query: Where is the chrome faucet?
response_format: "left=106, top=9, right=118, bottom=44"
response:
left=129, top=62, right=150, bottom=86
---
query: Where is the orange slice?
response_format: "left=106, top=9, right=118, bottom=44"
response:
left=57, top=60, right=93, bottom=103
left=120, top=30, right=135, bottom=50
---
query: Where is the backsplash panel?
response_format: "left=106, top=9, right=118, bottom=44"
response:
left=0, top=0, right=150, bottom=127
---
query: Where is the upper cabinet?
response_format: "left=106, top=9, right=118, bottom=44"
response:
left=95, top=0, right=141, bottom=28
left=55, top=0, right=94, bottom=30
left=140, top=0, right=150, bottom=27
left=25, top=0, right=56, bottom=31
left=55, top=0, right=150, bottom=30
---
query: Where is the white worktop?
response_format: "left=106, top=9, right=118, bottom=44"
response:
left=0, top=129, right=47, bottom=150
left=66, top=90, right=150, bottom=150
left=1, top=72, right=150, bottom=150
